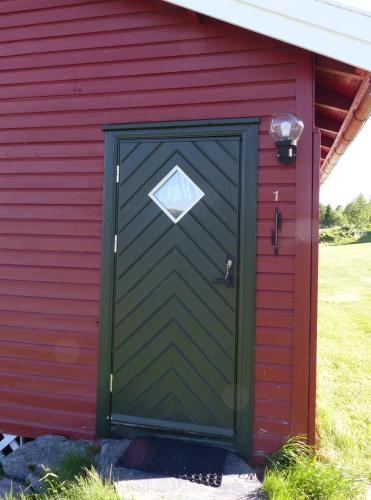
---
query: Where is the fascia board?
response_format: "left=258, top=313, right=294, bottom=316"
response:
left=164, top=0, right=371, bottom=71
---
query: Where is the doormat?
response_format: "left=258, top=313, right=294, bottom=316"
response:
left=116, top=436, right=228, bottom=487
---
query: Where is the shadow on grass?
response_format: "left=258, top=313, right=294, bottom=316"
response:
left=352, top=232, right=371, bottom=244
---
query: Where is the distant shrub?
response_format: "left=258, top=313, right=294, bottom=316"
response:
left=319, top=225, right=360, bottom=244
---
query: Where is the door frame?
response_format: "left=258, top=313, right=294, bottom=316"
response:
left=96, top=117, right=259, bottom=458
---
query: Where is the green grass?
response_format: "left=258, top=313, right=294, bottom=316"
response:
left=317, top=240, right=371, bottom=479
left=55, top=447, right=96, bottom=482
left=263, top=239, right=371, bottom=498
left=3, top=469, right=119, bottom=500
left=37, top=468, right=118, bottom=500
left=3, top=449, right=119, bottom=500
left=262, top=437, right=363, bottom=500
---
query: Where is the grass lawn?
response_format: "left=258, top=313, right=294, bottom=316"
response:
left=317, top=239, right=371, bottom=480
left=263, top=238, right=370, bottom=499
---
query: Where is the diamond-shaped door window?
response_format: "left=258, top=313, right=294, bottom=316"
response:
left=148, top=166, right=205, bottom=223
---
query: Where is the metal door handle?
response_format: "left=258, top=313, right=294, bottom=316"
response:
left=271, top=207, right=282, bottom=255
left=213, top=257, right=234, bottom=287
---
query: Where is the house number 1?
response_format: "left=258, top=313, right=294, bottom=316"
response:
left=273, top=190, right=279, bottom=202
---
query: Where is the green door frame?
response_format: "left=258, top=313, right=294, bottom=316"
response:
left=96, top=117, right=259, bottom=458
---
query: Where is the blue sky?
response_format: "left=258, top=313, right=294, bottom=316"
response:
left=319, top=0, right=370, bottom=207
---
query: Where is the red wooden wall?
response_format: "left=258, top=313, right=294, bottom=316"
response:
left=0, top=0, right=315, bottom=459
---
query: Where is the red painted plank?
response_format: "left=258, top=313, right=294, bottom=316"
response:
left=0, top=249, right=101, bottom=268
left=254, top=381, right=291, bottom=401
left=0, top=206, right=102, bottom=220
left=0, top=143, right=104, bottom=159
left=0, top=174, right=103, bottom=189
left=255, top=364, right=292, bottom=384
left=0, top=221, right=102, bottom=237
left=0, top=0, right=89, bottom=15
left=0, top=9, right=189, bottom=44
left=254, top=417, right=290, bottom=435
left=0, top=235, right=100, bottom=253
left=0, top=371, right=96, bottom=398
left=0, top=280, right=100, bottom=301
left=0, top=357, right=96, bottom=381
left=0, top=83, right=295, bottom=115
left=0, top=81, right=76, bottom=100
left=0, top=22, right=244, bottom=58
left=0, top=403, right=95, bottom=430
left=255, top=308, right=294, bottom=328
left=0, top=49, right=295, bottom=86
left=0, top=265, right=100, bottom=284
left=0, top=295, right=99, bottom=316
left=256, top=273, right=294, bottom=291
left=255, top=345, right=292, bottom=365
left=1, top=36, right=279, bottom=72
left=255, top=326, right=293, bottom=347
left=255, top=291, right=294, bottom=310
left=254, top=399, right=291, bottom=419
left=0, top=158, right=103, bottom=174
left=77, top=64, right=293, bottom=95
left=257, top=256, right=294, bottom=274
left=0, top=127, right=101, bottom=142
left=0, top=0, right=171, bottom=30
left=0, top=64, right=294, bottom=101
left=0, top=340, right=96, bottom=365
left=258, top=166, right=296, bottom=184
left=0, top=325, right=97, bottom=347
left=0, top=387, right=95, bottom=414
left=0, top=311, right=98, bottom=332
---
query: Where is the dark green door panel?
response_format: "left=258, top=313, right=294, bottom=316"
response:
left=112, top=138, right=239, bottom=436
left=96, top=118, right=259, bottom=457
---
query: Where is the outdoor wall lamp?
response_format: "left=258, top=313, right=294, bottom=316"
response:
left=269, top=112, right=304, bottom=165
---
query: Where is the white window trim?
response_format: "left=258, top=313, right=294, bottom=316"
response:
left=148, top=165, right=205, bottom=224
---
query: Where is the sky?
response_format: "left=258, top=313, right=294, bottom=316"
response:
left=318, top=0, right=371, bottom=207
left=320, top=120, right=371, bottom=207
left=333, top=0, right=371, bottom=10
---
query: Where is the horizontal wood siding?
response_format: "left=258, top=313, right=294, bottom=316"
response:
left=0, top=0, right=307, bottom=458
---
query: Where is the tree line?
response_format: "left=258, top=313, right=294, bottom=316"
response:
left=320, top=194, right=371, bottom=234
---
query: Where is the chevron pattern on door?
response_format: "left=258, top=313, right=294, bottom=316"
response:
left=111, top=138, right=240, bottom=438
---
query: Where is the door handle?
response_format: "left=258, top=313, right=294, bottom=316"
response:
left=271, top=207, right=282, bottom=255
left=213, top=257, right=234, bottom=287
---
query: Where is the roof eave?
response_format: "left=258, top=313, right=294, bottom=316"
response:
left=164, top=0, right=371, bottom=71
left=320, top=75, right=371, bottom=184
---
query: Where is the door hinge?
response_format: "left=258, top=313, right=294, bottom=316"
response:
left=110, top=373, right=113, bottom=393
left=113, top=234, right=117, bottom=254
left=116, top=164, right=120, bottom=184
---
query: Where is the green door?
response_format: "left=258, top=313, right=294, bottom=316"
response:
left=98, top=119, right=259, bottom=454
